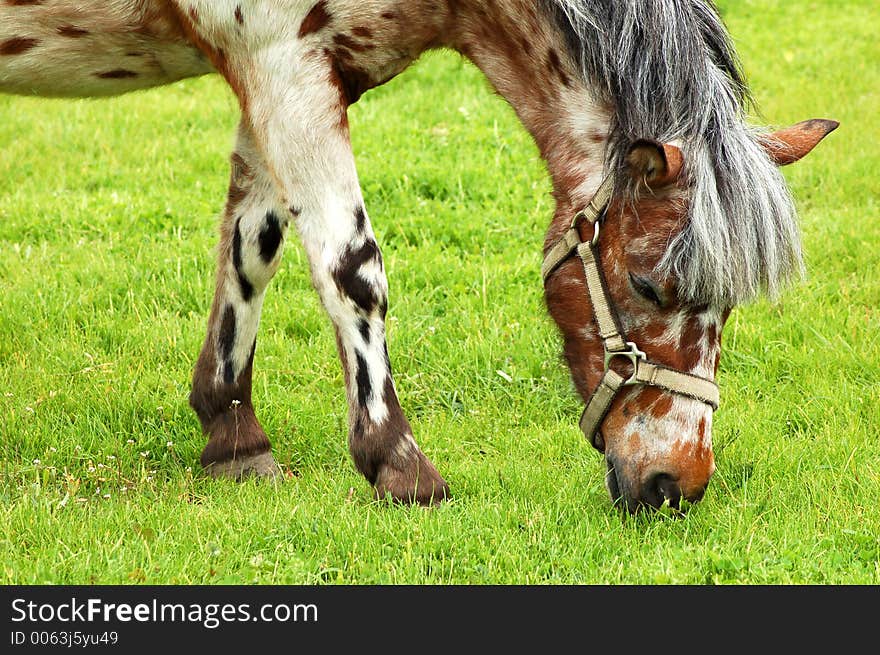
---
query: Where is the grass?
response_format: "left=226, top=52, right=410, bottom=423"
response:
left=1, top=1, right=878, bottom=584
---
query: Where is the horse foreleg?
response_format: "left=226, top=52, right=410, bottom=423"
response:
left=236, top=60, right=448, bottom=505
left=190, top=119, right=288, bottom=479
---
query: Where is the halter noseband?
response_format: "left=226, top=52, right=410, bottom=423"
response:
left=541, top=176, right=720, bottom=449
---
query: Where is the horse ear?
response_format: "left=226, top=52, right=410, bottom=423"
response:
left=625, top=140, right=684, bottom=188
left=761, top=119, right=839, bottom=166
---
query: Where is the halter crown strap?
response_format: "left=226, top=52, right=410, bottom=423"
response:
left=541, top=175, right=720, bottom=445
left=541, top=175, right=614, bottom=282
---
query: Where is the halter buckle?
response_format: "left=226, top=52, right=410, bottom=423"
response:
left=604, top=342, right=647, bottom=386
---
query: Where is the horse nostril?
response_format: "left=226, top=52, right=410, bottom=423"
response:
left=605, top=458, right=621, bottom=502
left=644, top=473, right=682, bottom=510
left=592, top=430, right=606, bottom=453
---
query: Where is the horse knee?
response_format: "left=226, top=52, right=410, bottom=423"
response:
left=232, top=209, right=290, bottom=299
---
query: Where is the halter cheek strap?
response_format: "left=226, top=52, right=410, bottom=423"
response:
left=542, top=176, right=720, bottom=447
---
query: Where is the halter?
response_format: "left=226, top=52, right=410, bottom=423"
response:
left=541, top=176, right=720, bottom=449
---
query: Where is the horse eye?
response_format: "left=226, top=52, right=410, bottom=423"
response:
left=629, top=273, right=663, bottom=307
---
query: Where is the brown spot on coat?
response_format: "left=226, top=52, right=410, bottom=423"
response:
left=653, top=393, right=674, bottom=418
left=299, top=0, right=331, bottom=38
left=0, top=37, right=39, bottom=55
left=334, top=47, right=354, bottom=62
left=325, top=51, right=351, bottom=129
left=626, top=431, right=643, bottom=454
left=333, top=33, right=375, bottom=52
left=547, top=48, right=571, bottom=88
left=96, top=69, right=138, bottom=79
left=678, top=314, right=705, bottom=370
left=327, top=49, right=373, bottom=106
left=333, top=239, right=383, bottom=313
left=227, top=152, right=251, bottom=210
left=352, top=26, right=373, bottom=38
left=218, top=305, right=237, bottom=363
left=668, top=439, right=714, bottom=501
left=623, top=387, right=672, bottom=419
left=234, top=5, right=244, bottom=25
left=57, top=25, right=89, bottom=38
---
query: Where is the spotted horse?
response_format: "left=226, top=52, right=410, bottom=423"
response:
left=0, top=1, right=837, bottom=511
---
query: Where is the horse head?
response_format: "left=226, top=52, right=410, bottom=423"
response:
left=543, top=119, right=838, bottom=512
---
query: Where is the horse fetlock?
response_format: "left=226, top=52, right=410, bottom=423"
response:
left=199, top=402, right=277, bottom=480
left=350, top=427, right=449, bottom=505
left=373, top=450, right=450, bottom=506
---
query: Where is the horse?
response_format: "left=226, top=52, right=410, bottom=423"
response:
left=0, top=1, right=837, bottom=512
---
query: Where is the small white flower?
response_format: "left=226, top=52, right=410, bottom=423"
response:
left=49, top=447, right=57, bottom=453
left=166, top=441, right=174, bottom=448
left=127, top=439, right=135, bottom=445
left=103, top=494, right=111, bottom=499
left=32, top=459, right=41, bottom=465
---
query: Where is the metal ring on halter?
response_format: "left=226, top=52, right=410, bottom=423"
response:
left=590, top=220, right=601, bottom=246
left=604, top=342, right=647, bottom=386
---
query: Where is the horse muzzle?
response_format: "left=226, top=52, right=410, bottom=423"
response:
left=605, top=451, right=714, bottom=513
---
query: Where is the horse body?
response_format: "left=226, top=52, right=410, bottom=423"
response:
left=1, top=1, right=836, bottom=511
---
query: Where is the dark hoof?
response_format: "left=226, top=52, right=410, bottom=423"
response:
left=203, top=451, right=281, bottom=481
left=374, top=449, right=450, bottom=506
left=198, top=402, right=277, bottom=481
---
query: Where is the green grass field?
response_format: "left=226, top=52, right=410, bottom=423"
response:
left=1, top=1, right=877, bottom=584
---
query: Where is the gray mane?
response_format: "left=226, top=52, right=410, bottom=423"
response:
left=543, top=0, right=802, bottom=307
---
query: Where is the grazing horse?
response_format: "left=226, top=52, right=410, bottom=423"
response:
left=0, top=1, right=836, bottom=511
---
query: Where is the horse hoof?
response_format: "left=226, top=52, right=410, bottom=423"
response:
left=203, top=451, right=281, bottom=481
left=374, top=451, right=450, bottom=506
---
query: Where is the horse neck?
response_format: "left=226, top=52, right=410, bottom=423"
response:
left=442, top=0, right=612, bottom=234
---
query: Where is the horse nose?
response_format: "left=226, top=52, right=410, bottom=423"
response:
left=639, top=471, right=708, bottom=511
left=606, top=455, right=713, bottom=513
left=641, top=473, right=682, bottom=510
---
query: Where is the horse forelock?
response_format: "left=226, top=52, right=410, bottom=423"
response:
left=544, top=0, right=803, bottom=308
